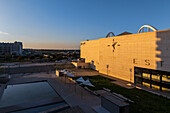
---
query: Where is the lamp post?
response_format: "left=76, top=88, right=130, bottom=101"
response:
left=107, top=64, right=109, bottom=76
left=130, top=68, right=132, bottom=86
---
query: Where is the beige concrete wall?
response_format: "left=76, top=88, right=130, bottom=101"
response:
left=72, top=62, right=78, bottom=67
left=81, top=29, right=170, bottom=82
left=72, top=62, right=90, bottom=69
left=56, top=70, right=60, bottom=77
left=81, top=40, right=99, bottom=70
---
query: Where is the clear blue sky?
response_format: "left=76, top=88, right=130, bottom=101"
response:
left=0, top=0, right=169, bottom=49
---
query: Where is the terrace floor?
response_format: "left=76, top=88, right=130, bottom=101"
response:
left=0, top=72, right=100, bottom=113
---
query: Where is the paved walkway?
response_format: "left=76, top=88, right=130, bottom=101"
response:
left=66, top=68, right=100, bottom=76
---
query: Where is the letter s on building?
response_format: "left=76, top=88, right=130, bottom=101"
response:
left=145, top=60, right=150, bottom=66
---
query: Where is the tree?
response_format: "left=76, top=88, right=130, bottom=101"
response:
left=17, top=56, right=24, bottom=60
left=4, top=53, right=11, bottom=61
left=29, top=55, right=35, bottom=60
left=39, top=55, right=44, bottom=59
left=55, top=54, right=63, bottom=60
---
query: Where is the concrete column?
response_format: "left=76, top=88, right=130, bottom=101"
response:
left=160, top=74, right=162, bottom=91
left=141, top=70, right=143, bottom=85
left=150, top=70, right=152, bottom=88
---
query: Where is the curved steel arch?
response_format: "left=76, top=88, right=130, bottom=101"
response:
left=106, top=32, right=115, bottom=38
left=138, top=25, right=158, bottom=33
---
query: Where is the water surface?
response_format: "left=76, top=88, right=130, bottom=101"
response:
left=0, top=81, right=58, bottom=108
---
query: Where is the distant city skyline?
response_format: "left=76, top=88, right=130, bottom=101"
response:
left=0, top=0, right=170, bottom=49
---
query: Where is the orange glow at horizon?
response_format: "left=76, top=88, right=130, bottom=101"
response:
left=23, top=42, right=80, bottom=49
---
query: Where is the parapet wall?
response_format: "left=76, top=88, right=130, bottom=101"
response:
left=3, top=65, right=55, bottom=75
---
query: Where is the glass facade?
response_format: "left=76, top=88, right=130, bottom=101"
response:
left=134, top=67, right=170, bottom=92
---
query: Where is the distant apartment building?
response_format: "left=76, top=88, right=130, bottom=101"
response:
left=0, top=41, right=23, bottom=55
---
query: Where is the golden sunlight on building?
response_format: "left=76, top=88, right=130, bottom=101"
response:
left=81, top=25, right=170, bottom=92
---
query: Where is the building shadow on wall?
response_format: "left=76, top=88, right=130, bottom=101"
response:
left=134, top=30, right=170, bottom=93
left=155, top=30, right=170, bottom=92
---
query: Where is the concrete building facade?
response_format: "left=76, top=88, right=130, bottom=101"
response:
left=81, top=25, right=170, bottom=92
left=0, top=41, right=23, bottom=55
left=72, top=62, right=90, bottom=69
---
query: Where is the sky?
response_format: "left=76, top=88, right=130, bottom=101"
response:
left=0, top=0, right=170, bottom=49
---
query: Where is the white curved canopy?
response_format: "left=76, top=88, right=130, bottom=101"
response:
left=138, top=25, right=158, bottom=33
left=76, top=77, right=85, bottom=82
